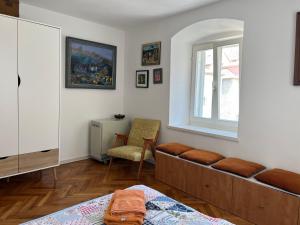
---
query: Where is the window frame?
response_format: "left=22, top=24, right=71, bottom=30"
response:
left=190, top=38, right=243, bottom=132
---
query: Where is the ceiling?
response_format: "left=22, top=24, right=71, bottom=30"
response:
left=21, top=0, right=221, bottom=28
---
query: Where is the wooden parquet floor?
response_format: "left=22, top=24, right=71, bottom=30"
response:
left=0, top=159, right=253, bottom=225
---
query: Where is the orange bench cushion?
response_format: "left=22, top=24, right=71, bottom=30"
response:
left=156, top=143, right=193, bottom=156
left=212, top=158, right=265, bottom=178
left=255, top=169, right=300, bottom=195
left=179, top=149, right=224, bottom=165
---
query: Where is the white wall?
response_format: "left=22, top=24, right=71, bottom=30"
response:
left=124, top=0, right=300, bottom=173
left=20, top=3, right=126, bottom=162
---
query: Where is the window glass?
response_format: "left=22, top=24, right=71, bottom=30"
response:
left=194, top=49, right=213, bottom=119
left=219, top=44, right=240, bottom=121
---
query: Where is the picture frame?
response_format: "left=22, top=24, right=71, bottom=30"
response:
left=65, top=37, right=117, bottom=89
left=153, top=68, right=163, bottom=84
left=142, top=42, right=161, bottom=66
left=294, top=12, right=300, bottom=85
left=136, top=70, right=149, bottom=88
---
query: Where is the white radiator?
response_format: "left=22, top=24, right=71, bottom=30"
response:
left=90, top=118, right=130, bottom=163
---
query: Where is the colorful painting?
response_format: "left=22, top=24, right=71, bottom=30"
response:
left=153, top=68, right=163, bottom=84
left=142, top=42, right=161, bottom=66
left=66, top=37, right=117, bottom=89
left=136, top=70, right=149, bottom=88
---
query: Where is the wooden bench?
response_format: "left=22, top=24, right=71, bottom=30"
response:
left=155, top=151, right=300, bottom=225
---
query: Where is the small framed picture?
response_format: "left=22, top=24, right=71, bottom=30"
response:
left=136, top=70, right=149, bottom=88
left=153, top=68, right=163, bottom=84
left=142, top=42, right=161, bottom=66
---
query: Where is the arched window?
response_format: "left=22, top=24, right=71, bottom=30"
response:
left=169, top=19, right=244, bottom=139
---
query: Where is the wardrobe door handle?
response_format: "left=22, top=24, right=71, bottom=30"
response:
left=41, top=150, right=51, bottom=153
left=0, top=156, right=8, bottom=160
left=18, top=75, right=21, bottom=87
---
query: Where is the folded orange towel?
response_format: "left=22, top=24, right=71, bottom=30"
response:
left=103, top=189, right=146, bottom=225
left=104, top=200, right=144, bottom=225
left=111, top=190, right=146, bottom=215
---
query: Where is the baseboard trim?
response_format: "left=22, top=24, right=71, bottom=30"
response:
left=61, top=156, right=90, bottom=165
left=61, top=156, right=155, bottom=165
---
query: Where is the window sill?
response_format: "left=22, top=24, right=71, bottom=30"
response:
left=168, top=124, right=239, bottom=142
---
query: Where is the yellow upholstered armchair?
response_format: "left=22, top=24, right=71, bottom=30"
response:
left=107, top=118, right=161, bottom=179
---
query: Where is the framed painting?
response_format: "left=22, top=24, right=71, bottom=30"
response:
left=294, top=12, right=300, bottom=85
left=153, top=68, right=163, bottom=84
left=136, top=70, right=149, bottom=88
left=66, top=37, right=117, bottom=89
left=142, top=42, right=161, bottom=66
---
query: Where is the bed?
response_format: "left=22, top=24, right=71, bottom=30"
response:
left=21, top=185, right=233, bottom=225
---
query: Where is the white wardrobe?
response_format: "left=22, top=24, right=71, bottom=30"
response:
left=0, top=14, right=60, bottom=178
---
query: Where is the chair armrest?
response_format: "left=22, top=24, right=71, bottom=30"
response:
left=115, top=133, right=128, bottom=139
left=113, top=133, right=128, bottom=146
left=142, top=138, right=156, bottom=158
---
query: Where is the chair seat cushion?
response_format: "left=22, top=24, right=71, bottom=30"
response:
left=212, top=158, right=265, bottom=178
left=255, top=169, right=300, bottom=195
left=179, top=149, right=224, bottom=165
left=156, top=143, right=193, bottom=156
left=107, top=146, right=153, bottom=162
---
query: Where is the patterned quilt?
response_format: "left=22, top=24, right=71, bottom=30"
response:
left=21, top=185, right=233, bottom=225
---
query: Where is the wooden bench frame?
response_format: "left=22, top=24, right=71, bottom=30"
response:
left=155, top=151, right=300, bottom=225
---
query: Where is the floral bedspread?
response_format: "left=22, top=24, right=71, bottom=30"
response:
left=21, top=185, right=233, bottom=225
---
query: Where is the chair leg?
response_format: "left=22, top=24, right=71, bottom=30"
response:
left=107, top=157, right=114, bottom=176
left=137, top=159, right=144, bottom=180
left=138, top=141, right=149, bottom=180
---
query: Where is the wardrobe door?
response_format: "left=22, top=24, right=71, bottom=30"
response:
left=0, top=16, right=19, bottom=177
left=18, top=20, right=60, bottom=155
